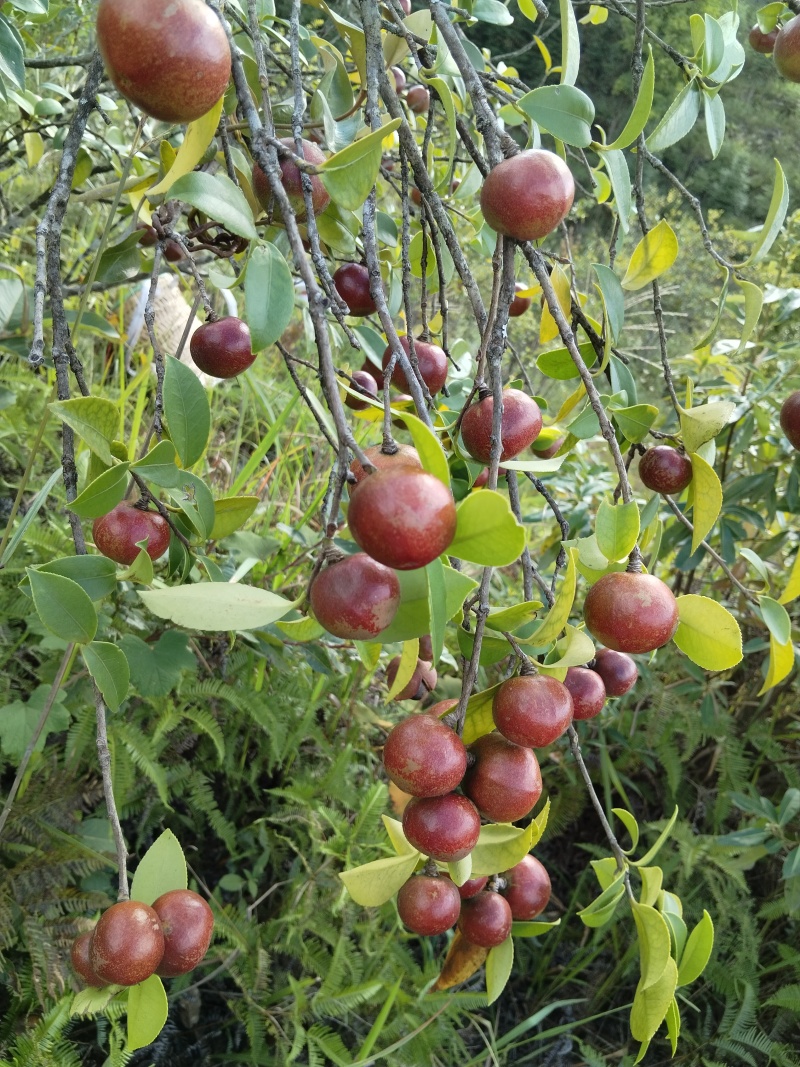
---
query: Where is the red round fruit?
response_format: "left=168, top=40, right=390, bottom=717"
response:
left=780, top=391, right=800, bottom=449
left=361, top=359, right=385, bottom=391
left=93, top=503, right=170, bottom=566
left=137, top=223, right=157, bottom=247
left=345, top=370, right=379, bottom=411
left=402, top=793, right=481, bottom=862
left=396, top=874, right=461, bottom=935
left=71, top=931, right=104, bottom=987
left=638, top=447, right=693, bottom=495
left=152, top=889, right=214, bottom=978
left=426, top=697, right=459, bottom=719
left=410, top=186, right=423, bottom=207
left=584, top=571, right=679, bottom=654
left=390, top=66, right=406, bottom=92
left=458, top=891, right=513, bottom=947
left=386, top=656, right=437, bottom=700
left=531, top=435, right=565, bottom=459
left=383, top=714, right=467, bottom=796
left=89, top=900, right=165, bottom=987
left=480, top=149, right=575, bottom=242
left=333, top=263, right=378, bottom=317
left=473, top=467, right=507, bottom=489
left=774, top=16, right=800, bottom=80
left=190, top=317, right=256, bottom=379
left=461, top=388, right=543, bottom=463
left=591, top=648, right=638, bottom=697
left=462, top=732, right=542, bottom=823
left=347, top=467, right=457, bottom=570
left=398, top=0, right=411, bottom=13
left=492, top=674, right=574, bottom=749
left=749, top=24, right=779, bottom=53
left=406, top=85, right=430, bottom=113
left=509, top=282, right=532, bottom=318
left=252, top=138, right=330, bottom=220
left=349, top=443, right=421, bottom=485
left=382, top=337, right=448, bottom=396
left=310, top=552, right=401, bottom=640
left=164, top=238, right=186, bottom=262
left=564, top=666, right=606, bottom=721
left=96, top=0, right=231, bottom=124
left=500, top=855, right=551, bottom=920
left=455, top=875, right=489, bottom=899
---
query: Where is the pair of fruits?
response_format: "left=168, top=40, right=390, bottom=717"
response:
left=71, top=890, right=214, bottom=988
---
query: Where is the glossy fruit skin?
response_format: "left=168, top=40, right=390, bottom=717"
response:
left=458, top=891, right=513, bottom=948
left=89, top=900, right=165, bottom=987
left=333, top=263, right=377, bottom=317
left=531, top=436, right=565, bottom=460
left=591, top=648, right=638, bottom=697
left=402, top=793, right=481, bottom=862
left=71, top=931, right=105, bottom=987
left=564, top=666, right=606, bottom=721
left=638, top=447, right=693, bottom=495
left=310, top=553, right=401, bottom=640
left=398, top=0, right=411, bottom=13
left=347, top=468, right=457, bottom=570
left=406, top=85, right=430, bottom=113
left=382, top=337, right=448, bottom=395
left=383, top=714, right=467, bottom=796
left=252, top=138, right=330, bottom=220
left=397, top=874, right=461, bottom=935
left=137, top=223, right=157, bottom=247
left=190, top=317, right=256, bottom=379
left=584, top=571, right=679, bottom=654
left=93, top=504, right=170, bottom=566
left=418, top=634, right=433, bottom=661
left=780, top=391, right=800, bottom=449
left=492, top=674, right=574, bottom=749
left=164, top=238, right=186, bottom=262
left=390, top=66, right=406, bottom=92
left=345, top=370, right=379, bottom=411
left=426, top=697, right=459, bottom=719
left=361, top=359, right=385, bottom=391
left=749, top=24, right=778, bottom=53
left=152, top=889, right=214, bottom=978
left=480, top=149, right=575, bottom=242
left=455, top=875, right=489, bottom=899
left=462, top=732, right=542, bottom=823
left=461, top=388, right=543, bottom=463
left=349, top=443, right=421, bottom=485
left=774, top=17, right=800, bottom=80
left=386, top=657, right=437, bottom=700
left=96, top=0, right=231, bottom=124
left=501, top=855, right=551, bottom=920
left=509, top=283, right=532, bottom=317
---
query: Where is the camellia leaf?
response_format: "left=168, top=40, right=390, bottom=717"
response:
left=27, top=569, right=97, bottom=644
left=486, top=600, right=543, bottom=633
left=676, top=910, right=714, bottom=986
left=758, top=631, right=795, bottom=696
left=169, top=171, right=257, bottom=239
left=630, top=956, right=678, bottom=1052
left=734, top=279, right=764, bottom=355
left=82, top=642, right=130, bottom=711
left=163, top=356, right=211, bottom=468
left=606, top=45, right=655, bottom=150
left=433, top=930, right=489, bottom=991
left=486, top=936, right=514, bottom=1005
left=32, top=556, right=117, bottom=602
left=148, top=97, right=224, bottom=196
left=595, top=499, right=640, bottom=562
left=449, top=489, right=526, bottom=566
left=70, top=463, right=130, bottom=520
left=370, top=565, right=476, bottom=644
left=128, top=974, right=169, bottom=1053
left=130, top=829, right=188, bottom=905
left=632, top=901, right=672, bottom=990
left=517, top=84, right=595, bottom=148
left=338, top=850, right=420, bottom=906
left=679, top=401, right=735, bottom=454
left=673, top=594, right=742, bottom=671
left=386, top=638, right=419, bottom=700
left=131, top=440, right=182, bottom=488
left=244, top=241, right=296, bottom=353
left=600, top=148, right=632, bottom=232
left=759, top=595, right=792, bottom=645
left=521, top=547, right=577, bottom=647
left=558, top=0, right=580, bottom=85
left=742, top=159, right=789, bottom=267
left=210, top=496, right=259, bottom=541
left=666, top=997, right=681, bottom=1056
left=392, top=408, right=450, bottom=485
left=139, top=583, right=293, bottom=631
left=688, top=452, right=723, bottom=553
left=577, top=876, right=626, bottom=928
left=778, top=545, right=800, bottom=605
left=319, top=119, right=401, bottom=211
left=448, top=854, right=472, bottom=887
left=50, top=397, right=119, bottom=465
left=646, top=78, right=700, bottom=153
left=622, top=219, right=679, bottom=291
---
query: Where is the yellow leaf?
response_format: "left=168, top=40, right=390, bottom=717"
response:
left=24, top=132, right=44, bottom=169
left=386, top=638, right=420, bottom=700
left=147, top=97, right=224, bottom=197
left=521, top=547, right=577, bottom=647
left=339, top=850, right=420, bottom=906
left=539, top=263, right=571, bottom=344
left=673, top=594, right=743, bottom=671
left=688, top=453, right=722, bottom=553
left=778, top=545, right=800, bottom=605
left=621, top=219, right=679, bottom=291
left=758, top=632, right=795, bottom=695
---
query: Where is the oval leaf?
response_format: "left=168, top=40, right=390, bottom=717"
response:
left=164, top=356, right=211, bottom=468
left=127, top=974, right=169, bottom=1053
left=245, top=241, right=295, bottom=353
left=169, top=171, right=257, bottom=239
left=677, top=910, right=714, bottom=986
left=130, top=828, right=188, bottom=905
left=596, top=499, right=640, bottom=562
left=339, top=850, right=420, bottom=906
left=673, top=594, right=742, bottom=671
left=27, top=568, right=97, bottom=644
left=139, top=583, right=293, bottom=631
left=82, top=641, right=130, bottom=711
left=622, top=219, right=679, bottom=291
left=450, top=489, right=526, bottom=566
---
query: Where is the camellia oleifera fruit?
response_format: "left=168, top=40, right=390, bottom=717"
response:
left=774, top=16, right=800, bottom=81
left=480, top=149, right=575, bottom=241
left=190, top=317, right=256, bottom=379
left=89, top=900, right=165, bottom=987
left=345, top=370, right=379, bottom=411
left=509, top=282, right=532, bottom=318
left=96, top=0, right=231, bottom=124
left=252, top=138, right=330, bottom=220
left=780, top=391, right=800, bottom=449
left=349, top=443, right=421, bottom=485
left=386, top=656, right=437, bottom=700
left=396, top=874, right=461, bottom=936
left=93, top=503, right=171, bottom=566
left=749, top=24, right=778, bottom=53
left=638, top=446, right=693, bottom=495
left=500, top=855, right=551, bottom=920
left=152, top=889, right=214, bottom=978
left=591, top=648, right=638, bottom=697
left=564, top=666, right=607, bottom=721
left=461, top=732, right=542, bottom=823
left=492, top=673, right=574, bottom=748
left=461, top=388, right=543, bottom=463
left=333, top=263, right=377, bottom=317
left=584, top=572, right=679, bottom=654
left=309, top=553, right=401, bottom=640
left=402, top=792, right=481, bottom=862
left=382, top=337, right=448, bottom=396
left=71, top=931, right=104, bottom=987
left=383, top=714, right=467, bottom=796
left=458, top=890, right=513, bottom=948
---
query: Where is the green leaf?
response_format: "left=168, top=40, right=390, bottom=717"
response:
left=339, top=850, right=420, bottom=906
left=522, top=547, right=577, bottom=647
left=119, top=631, right=197, bottom=698
left=665, top=997, right=681, bottom=1056
left=606, top=45, right=655, bottom=150
left=778, top=790, right=800, bottom=828
left=703, top=90, right=725, bottom=159
left=462, top=683, right=502, bottom=745
left=673, top=594, right=743, bottom=671
left=391, top=408, right=451, bottom=486
left=448, top=854, right=472, bottom=887
left=632, top=901, right=672, bottom=990
left=210, top=496, right=259, bottom=541
left=381, top=815, right=418, bottom=856
left=370, top=565, right=477, bottom=644
left=169, top=172, right=257, bottom=239
left=427, top=558, right=447, bottom=665
left=537, top=340, right=596, bottom=380
left=577, top=877, right=626, bottom=928
left=679, top=401, right=736, bottom=453
left=450, top=489, right=526, bottom=566
left=510, top=919, right=561, bottom=937
left=71, top=986, right=117, bottom=1017
left=473, top=0, right=514, bottom=24
left=601, top=148, right=632, bottom=232
left=320, top=119, right=401, bottom=210
left=0, top=684, right=69, bottom=761
left=486, top=936, right=514, bottom=1005
left=167, top=471, right=215, bottom=541
left=734, top=279, right=763, bottom=356
left=50, top=397, right=119, bottom=465
left=470, top=813, right=545, bottom=877
left=163, top=356, right=211, bottom=468
left=32, top=556, right=117, bottom=602
left=646, top=79, right=700, bottom=153
left=130, top=829, right=188, bottom=905
left=759, top=595, right=792, bottom=645
left=558, top=0, right=580, bottom=85
left=276, top=616, right=326, bottom=642
left=610, top=404, right=659, bottom=444
left=688, top=452, right=722, bottom=552
left=130, top=440, right=182, bottom=488
left=632, top=807, right=679, bottom=868
left=759, top=634, right=796, bottom=696
left=244, top=241, right=295, bottom=353
left=139, top=583, right=293, bottom=631
left=27, top=569, right=97, bottom=643
left=486, top=600, right=543, bottom=633
left=517, top=84, right=595, bottom=148
left=127, top=974, right=169, bottom=1052
left=595, top=500, right=640, bottom=562
left=70, top=463, right=130, bottom=520
left=539, top=624, right=596, bottom=679
left=783, top=846, right=800, bottom=879
left=0, top=12, right=25, bottom=89
left=148, top=98, right=224, bottom=196
left=386, top=638, right=419, bottom=700
left=621, top=219, right=679, bottom=291
left=630, top=956, right=678, bottom=1049
left=742, top=159, right=789, bottom=267
left=7, top=0, right=48, bottom=13
left=612, top=808, right=640, bottom=853
left=779, top=544, right=800, bottom=605
left=638, top=866, right=663, bottom=908
left=593, top=263, right=625, bottom=341
left=677, top=910, right=714, bottom=986
left=95, top=233, right=142, bottom=285
left=82, top=642, right=130, bottom=711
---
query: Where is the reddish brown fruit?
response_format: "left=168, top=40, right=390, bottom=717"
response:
left=397, top=874, right=461, bottom=935
left=252, top=138, right=330, bottom=220
left=462, top=732, right=542, bottom=823
left=473, top=467, right=507, bottom=488
left=333, top=263, right=378, bottom=317
left=780, top=391, right=800, bottom=449
left=89, top=900, right=165, bottom=987
left=509, top=282, right=532, bottom=318
left=310, top=553, right=401, bottom=640
left=347, top=468, right=457, bottom=570
left=461, top=388, right=543, bottom=463
left=638, top=447, right=693, bottom=495
left=501, top=855, right=551, bottom=920
left=591, top=648, right=638, bottom=697
left=774, top=16, right=800, bottom=80
left=410, top=186, right=423, bottom=207
left=361, top=359, right=386, bottom=391
left=96, top=0, right=231, bottom=124
left=164, top=238, right=186, bottom=262
left=418, top=634, right=433, bottom=660
left=349, top=443, right=422, bottom=485
left=386, top=657, right=437, bottom=700
left=398, top=0, right=411, bottom=12
left=492, top=674, right=573, bottom=749
left=480, top=149, right=575, bottom=242
left=152, top=889, right=214, bottom=978
left=190, top=317, right=256, bottom=379
left=564, top=666, right=606, bottom=721
left=532, top=435, right=565, bottom=459
left=454, top=875, right=489, bottom=899
left=137, top=223, right=157, bottom=247
left=406, top=85, right=431, bottom=113
left=390, top=66, right=406, bottom=92
left=584, top=571, right=679, bottom=654
left=71, top=931, right=105, bottom=987
left=749, top=24, right=779, bottom=53
left=93, top=504, right=170, bottom=566
left=426, top=697, right=459, bottom=719
left=383, top=714, right=467, bottom=796
left=402, top=793, right=481, bottom=862
left=458, top=891, right=513, bottom=947
left=382, top=337, right=448, bottom=395
left=345, top=370, right=379, bottom=411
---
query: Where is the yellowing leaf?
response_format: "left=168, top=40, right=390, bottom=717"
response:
left=621, top=219, right=678, bottom=291
left=632, top=902, right=672, bottom=990
left=679, top=400, right=736, bottom=454
left=778, top=545, right=800, bottom=605
left=521, top=547, right=577, bottom=647
left=339, top=850, right=420, bottom=906
left=539, top=263, right=572, bottom=344
left=148, top=98, right=224, bottom=196
left=434, top=931, right=489, bottom=990
left=758, top=632, right=795, bottom=696
left=688, top=453, right=722, bottom=553
left=630, top=956, right=678, bottom=1047
left=673, top=594, right=743, bottom=671
left=386, top=638, right=420, bottom=700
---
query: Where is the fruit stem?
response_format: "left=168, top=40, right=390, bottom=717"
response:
left=95, top=682, right=129, bottom=901
left=626, top=546, right=644, bottom=573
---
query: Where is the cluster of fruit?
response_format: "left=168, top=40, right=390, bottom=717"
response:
left=750, top=14, right=800, bottom=82
left=71, top=890, right=213, bottom=988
